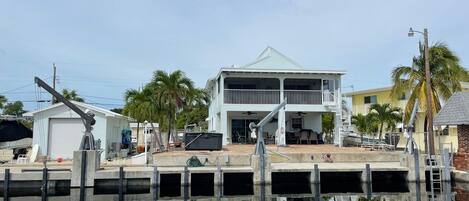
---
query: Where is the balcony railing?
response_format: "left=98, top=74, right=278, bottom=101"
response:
left=284, top=90, right=323, bottom=104
left=224, top=89, right=336, bottom=105
left=224, top=89, right=280, bottom=104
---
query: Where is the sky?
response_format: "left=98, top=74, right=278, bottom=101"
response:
left=1, top=0, right=469, bottom=111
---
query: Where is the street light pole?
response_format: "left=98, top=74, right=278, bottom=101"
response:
left=408, top=27, right=435, bottom=155
left=423, top=28, right=435, bottom=155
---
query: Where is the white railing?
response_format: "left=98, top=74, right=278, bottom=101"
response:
left=284, top=90, right=323, bottom=104
left=224, top=89, right=280, bottom=104
left=224, top=89, right=336, bottom=105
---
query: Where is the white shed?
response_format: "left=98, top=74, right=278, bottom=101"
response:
left=24, top=101, right=131, bottom=160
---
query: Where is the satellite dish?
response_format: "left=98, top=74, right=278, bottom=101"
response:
left=249, top=122, right=256, bottom=131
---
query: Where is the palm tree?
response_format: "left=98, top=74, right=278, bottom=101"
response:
left=182, top=88, right=208, bottom=129
left=369, top=103, right=402, bottom=141
left=124, top=87, right=154, bottom=138
left=62, top=89, right=84, bottom=102
left=391, top=42, right=468, bottom=123
left=352, top=113, right=379, bottom=143
left=352, top=114, right=367, bottom=143
left=151, top=70, right=194, bottom=145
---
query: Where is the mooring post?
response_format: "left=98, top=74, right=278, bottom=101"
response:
left=119, top=166, right=124, bottom=201
left=79, top=151, right=86, bottom=201
left=152, top=166, right=159, bottom=187
left=183, top=166, right=189, bottom=186
left=151, top=166, right=159, bottom=201
left=314, top=164, right=320, bottom=184
left=365, top=164, right=372, bottom=199
left=4, top=168, right=10, bottom=201
left=41, top=167, right=49, bottom=201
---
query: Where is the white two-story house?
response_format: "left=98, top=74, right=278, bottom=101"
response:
left=206, top=47, right=346, bottom=146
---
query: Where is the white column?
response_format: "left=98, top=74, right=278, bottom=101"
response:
left=220, top=109, right=229, bottom=145
left=277, top=78, right=286, bottom=146
left=220, top=74, right=225, bottom=105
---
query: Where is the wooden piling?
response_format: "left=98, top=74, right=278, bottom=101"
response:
left=41, top=167, right=48, bottom=201
left=119, top=166, right=124, bottom=201
left=4, top=168, right=10, bottom=201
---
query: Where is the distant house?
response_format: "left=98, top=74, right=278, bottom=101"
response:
left=24, top=101, right=131, bottom=160
left=344, top=83, right=469, bottom=152
left=129, top=122, right=159, bottom=146
left=205, top=47, right=346, bottom=146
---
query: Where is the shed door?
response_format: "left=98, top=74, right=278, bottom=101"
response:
left=48, top=118, right=84, bottom=159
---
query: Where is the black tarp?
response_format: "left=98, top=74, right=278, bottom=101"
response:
left=0, top=120, right=33, bottom=142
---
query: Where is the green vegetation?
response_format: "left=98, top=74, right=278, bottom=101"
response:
left=321, top=113, right=334, bottom=143
left=123, top=70, right=208, bottom=145
left=368, top=103, right=402, bottom=140
left=391, top=42, right=468, bottom=123
left=2, top=101, right=26, bottom=116
left=0, top=95, right=6, bottom=110
left=62, top=89, right=85, bottom=102
left=351, top=103, right=401, bottom=142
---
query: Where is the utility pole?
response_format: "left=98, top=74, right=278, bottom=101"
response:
left=408, top=27, right=435, bottom=155
left=423, top=28, right=435, bottom=155
left=52, top=63, right=57, bottom=104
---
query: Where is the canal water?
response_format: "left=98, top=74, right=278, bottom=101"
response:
left=1, top=181, right=468, bottom=201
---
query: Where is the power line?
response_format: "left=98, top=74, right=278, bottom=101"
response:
left=0, top=77, right=51, bottom=94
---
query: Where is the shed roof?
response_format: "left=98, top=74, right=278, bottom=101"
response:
left=434, top=92, right=469, bottom=125
left=23, top=101, right=130, bottom=120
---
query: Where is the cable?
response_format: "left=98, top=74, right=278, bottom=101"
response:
left=0, top=76, right=51, bottom=94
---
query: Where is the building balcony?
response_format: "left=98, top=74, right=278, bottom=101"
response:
left=224, top=89, right=336, bottom=105
left=285, top=90, right=322, bottom=104
left=224, top=89, right=280, bottom=104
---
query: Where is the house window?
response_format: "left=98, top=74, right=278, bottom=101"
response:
left=364, top=95, right=377, bottom=104
left=438, top=126, right=449, bottom=136
left=398, top=93, right=406, bottom=100
left=292, top=118, right=303, bottom=129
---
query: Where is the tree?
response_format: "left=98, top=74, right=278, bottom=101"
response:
left=3, top=101, right=26, bottom=116
left=322, top=113, right=334, bottom=143
left=123, top=87, right=154, bottom=145
left=180, top=88, right=208, bottom=129
left=352, top=113, right=379, bottom=143
left=0, top=95, right=6, bottom=109
left=62, top=89, right=84, bottom=102
left=151, top=70, right=194, bottom=145
left=352, top=114, right=367, bottom=143
left=368, top=103, right=402, bottom=141
left=391, top=42, right=468, bottom=153
left=110, top=108, right=123, bottom=114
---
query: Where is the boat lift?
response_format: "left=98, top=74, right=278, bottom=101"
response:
left=250, top=99, right=287, bottom=155
left=34, top=77, right=97, bottom=151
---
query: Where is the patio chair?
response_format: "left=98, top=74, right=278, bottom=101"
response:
left=309, top=131, right=319, bottom=144
left=299, top=131, right=310, bottom=144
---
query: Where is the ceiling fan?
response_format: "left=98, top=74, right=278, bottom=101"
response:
left=297, top=112, right=307, bottom=116
left=242, top=111, right=257, bottom=116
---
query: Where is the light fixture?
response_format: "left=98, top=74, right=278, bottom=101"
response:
left=408, top=27, right=414, bottom=37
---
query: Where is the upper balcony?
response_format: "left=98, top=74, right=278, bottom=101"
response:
left=222, top=78, right=336, bottom=105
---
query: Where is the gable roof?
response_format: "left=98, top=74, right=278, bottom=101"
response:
left=434, top=92, right=469, bottom=125
left=241, top=47, right=303, bottom=69
left=23, top=101, right=130, bottom=119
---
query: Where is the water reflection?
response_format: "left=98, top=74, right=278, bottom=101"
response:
left=0, top=181, right=466, bottom=201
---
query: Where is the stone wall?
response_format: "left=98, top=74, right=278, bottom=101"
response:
left=454, top=125, right=469, bottom=171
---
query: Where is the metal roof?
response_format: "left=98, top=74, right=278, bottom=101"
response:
left=434, top=92, right=469, bottom=125
left=23, top=101, right=131, bottom=120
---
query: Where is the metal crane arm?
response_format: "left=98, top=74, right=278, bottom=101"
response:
left=34, top=77, right=96, bottom=150
left=34, top=77, right=95, bottom=126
